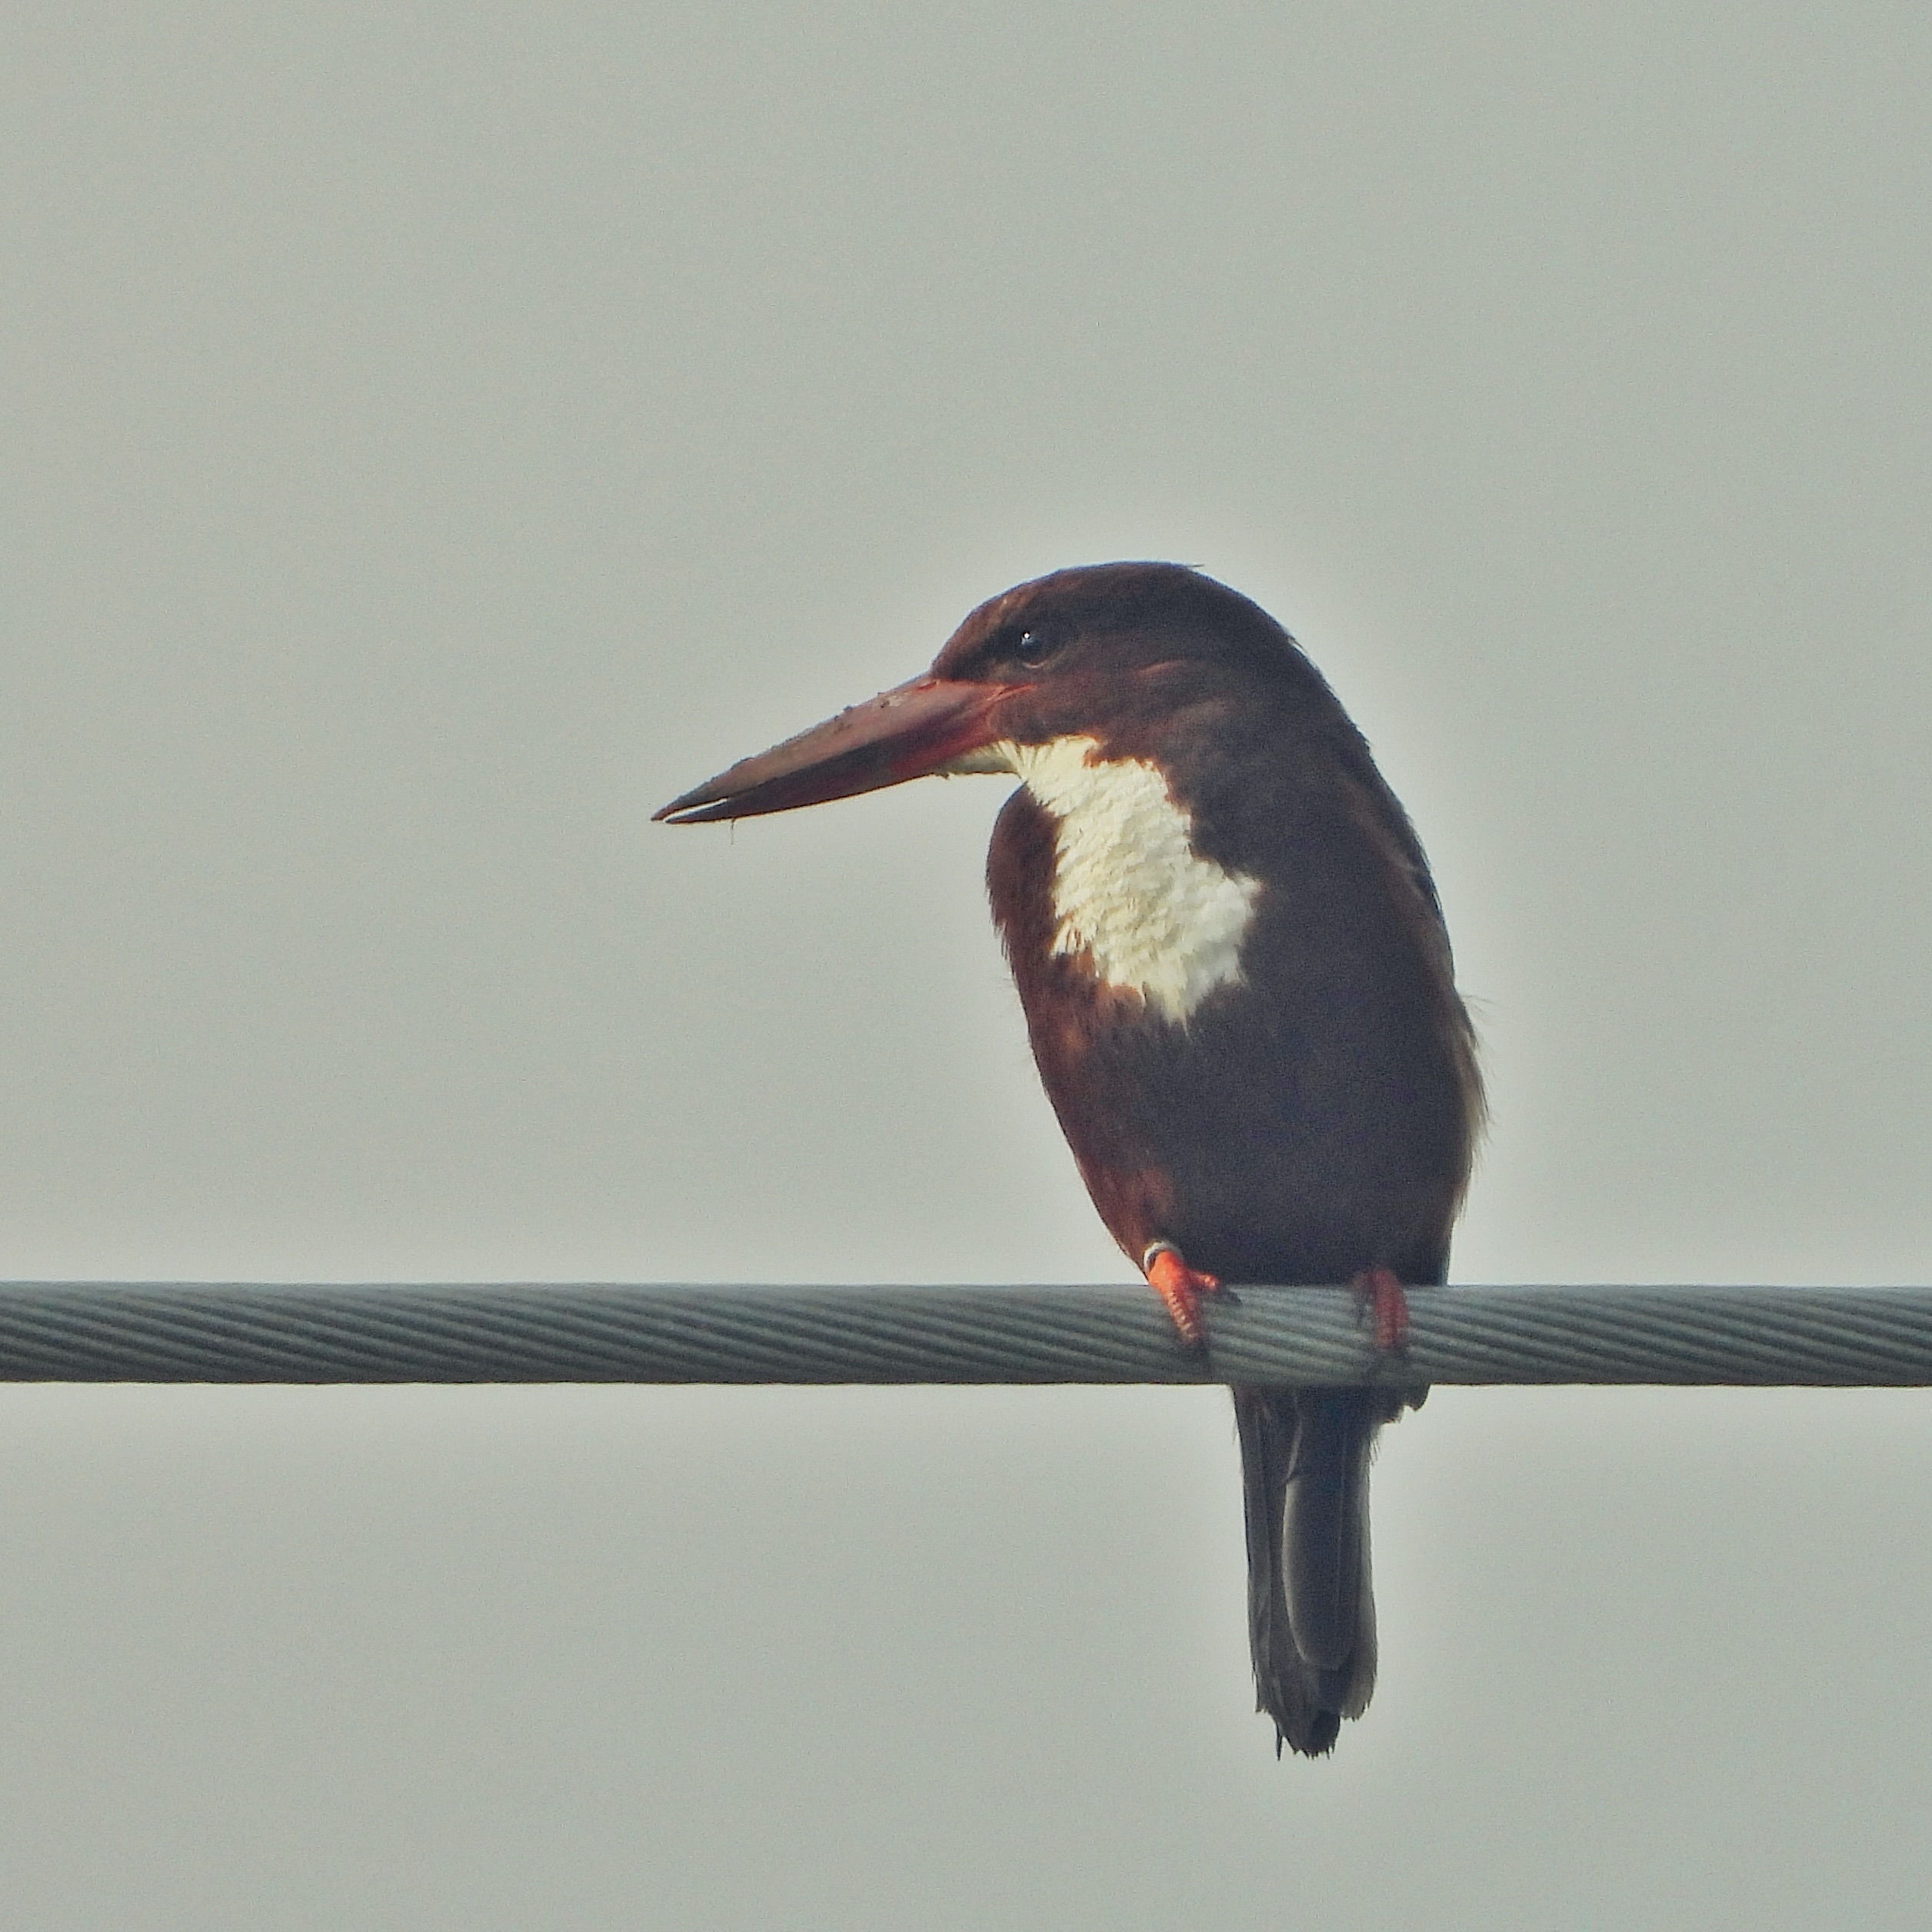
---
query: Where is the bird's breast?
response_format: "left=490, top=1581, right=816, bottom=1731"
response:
left=995, top=737, right=1262, bottom=1024
left=981, top=727, right=1480, bottom=1284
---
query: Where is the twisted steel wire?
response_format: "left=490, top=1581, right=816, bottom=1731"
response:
left=0, top=1282, right=1930, bottom=1385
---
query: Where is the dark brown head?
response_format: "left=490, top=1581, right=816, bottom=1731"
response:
left=653, top=562, right=1348, bottom=824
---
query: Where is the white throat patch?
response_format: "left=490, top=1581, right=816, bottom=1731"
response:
left=970, top=735, right=1263, bottom=1024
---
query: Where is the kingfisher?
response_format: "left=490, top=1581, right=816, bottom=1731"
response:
left=656, top=562, right=1483, bottom=1756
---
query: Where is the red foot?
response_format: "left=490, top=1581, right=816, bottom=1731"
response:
left=1143, top=1242, right=1221, bottom=1347
left=1351, top=1266, right=1410, bottom=1354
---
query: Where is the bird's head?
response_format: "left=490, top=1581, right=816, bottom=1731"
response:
left=654, top=562, right=1334, bottom=825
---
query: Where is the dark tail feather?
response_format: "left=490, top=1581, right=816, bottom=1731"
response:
left=1233, top=1385, right=1384, bottom=1757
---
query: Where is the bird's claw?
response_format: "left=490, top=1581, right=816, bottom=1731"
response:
left=1350, top=1265, right=1410, bottom=1354
left=1143, top=1241, right=1221, bottom=1348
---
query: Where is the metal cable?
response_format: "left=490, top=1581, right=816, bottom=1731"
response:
left=0, top=1282, right=1930, bottom=1385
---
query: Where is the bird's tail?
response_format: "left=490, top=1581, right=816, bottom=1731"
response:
left=1232, top=1384, right=1391, bottom=1757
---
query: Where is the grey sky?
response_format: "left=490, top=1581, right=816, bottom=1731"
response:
left=6, top=3, right=1931, bottom=1925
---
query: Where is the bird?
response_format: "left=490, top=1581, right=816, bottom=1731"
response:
left=656, top=562, right=1483, bottom=1756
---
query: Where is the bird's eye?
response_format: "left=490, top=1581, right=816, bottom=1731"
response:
left=1014, top=628, right=1063, bottom=669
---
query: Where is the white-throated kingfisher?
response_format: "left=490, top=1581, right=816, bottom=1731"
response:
left=657, top=562, right=1483, bottom=1756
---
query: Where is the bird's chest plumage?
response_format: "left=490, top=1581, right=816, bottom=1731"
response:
left=986, top=738, right=1475, bottom=1282
left=1000, top=737, right=1263, bottom=1024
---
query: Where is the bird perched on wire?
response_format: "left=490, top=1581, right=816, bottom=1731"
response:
left=657, top=562, right=1483, bottom=1756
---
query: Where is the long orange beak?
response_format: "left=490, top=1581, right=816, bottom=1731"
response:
left=654, top=675, right=1011, bottom=824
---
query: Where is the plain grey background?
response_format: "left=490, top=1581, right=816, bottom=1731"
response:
left=7, top=2, right=1932, bottom=1925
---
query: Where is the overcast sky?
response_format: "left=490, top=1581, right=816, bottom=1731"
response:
left=7, top=2, right=1932, bottom=1926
